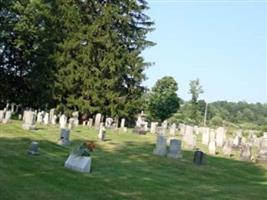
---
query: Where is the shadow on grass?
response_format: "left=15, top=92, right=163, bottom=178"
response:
left=0, top=136, right=266, bottom=200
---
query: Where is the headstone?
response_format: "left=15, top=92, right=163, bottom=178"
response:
left=68, top=118, right=75, bottom=129
left=2, top=111, right=12, bottom=123
left=256, top=137, right=267, bottom=164
left=153, top=135, right=167, bottom=156
left=150, top=122, right=158, bottom=134
left=179, top=124, right=186, bottom=135
left=208, top=140, right=216, bottom=155
left=49, top=108, right=55, bottom=124
left=193, top=150, right=205, bottom=165
left=18, top=114, right=22, bottom=120
left=22, top=111, right=36, bottom=130
left=215, top=127, right=226, bottom=147
left=94, top=113, right=102, bottom=128
left=162, top=120, right=168, bottom=129
left=167, top=139, right=182, bottom=158
left=0, top=110, right=5, bottom=122
left=87, top=118, right=93, bottom=128
left=64, top=154, right=92, bottom=173
left=135, top=111, right=148, bottom=134
left=98, top=126, right=106, bottom=141
left=83, top=121, right=87, bottom=126
left=58, top=129, right=70, bottom=145
left=183, top=125, right=196, bottom=149
left=43, top=112, right=49, bottom=125
left=223, top=139, right=233, bottom=156
left=201, top=127, right=210, bottom=145
left=28, top=141, right=39, bottom=155
left=120, top=118, right=125, bottom=128
left=59, top=114, right=67, bottom=129
left=240, top=143, right=252, bottom=161
left=105, top=117, right=113, bottom=128
left=37, top=111, right=44, bottom=123
left=169, top=123, right=177, bottom=136
left=233, top=130, right=242, bottom=148
left=51, top=115, right=57, bottom=125
left=72, top=111, right=79, bottom=126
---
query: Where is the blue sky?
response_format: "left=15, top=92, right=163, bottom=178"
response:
left=142, top=0, right=266, bottom=103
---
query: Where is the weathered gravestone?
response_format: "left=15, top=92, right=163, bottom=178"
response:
left=167, top=139, right=182, bottom=158
left=49, top=109, right=55, bottom=124
left=105, top=117, right=113, bottom=128
left=59, top=114, right=67, bottom=129
left=87, top=118, right=93, bottom=128
left=240, top=143, right=252, bottom=161
left=216, top=127, right=226, bottom=147
left=223, top=139, right=233, bottom=156
left=94, top=113, right=102, bottom=128
left=169, top=123, right=177, bottom=136
left=201, top=127, right=210, bottom=145
left=208, top=140, right=216, bottom=155
left=150, top=122, right=158, bottom=134
left=233, top=130, right=242, bottom=148
left=43, top=112, right=49, bottom=125
left=28, top=141, right=39, bottom=155
left=0, top=110, right=5, bottom=122
left=98, top=126, right=106, bottom=141
left=58, top=129, right=70, bottom=145
left=64, top=155, right=92, bottom=173
left=183, top=125, right=196, bottom=149
left=72, top=111, right=79, bottom=126
left=134, top=111, right=148, bottom=134
left=22, top=111, right=36, bottom=130
left=68, top=118, right=75, bottom=129
left=153, top=134, right=167, bottom=156
left=120, top=118, right=125, bottom=128
left=51, top=115, right=57, bottom=125
left=256, top=136, right=267, bottom=164
left=37, top=111, right=44, bottom=123
left=3, top=111, right=12, bottom=124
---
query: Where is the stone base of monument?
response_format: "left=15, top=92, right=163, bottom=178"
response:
left=64, top=154, right=92, bottom=173
left=167, top=153, right=182, bottom=159
left=58, top=140, right=70, bottom=146
left=153, top=148, right=167, bottom=156
left=256, top=155, right=267, bottom=164
left=22, top=124, right=36, bottom=130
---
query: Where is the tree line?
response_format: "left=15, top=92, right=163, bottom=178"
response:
left=0, top=0, right=154, bottom=120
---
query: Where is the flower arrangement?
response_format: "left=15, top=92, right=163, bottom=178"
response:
left=72, top=141, right=96, bottom=157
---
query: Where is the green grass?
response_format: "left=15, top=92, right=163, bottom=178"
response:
left=0, top=121, right=267, bottom=200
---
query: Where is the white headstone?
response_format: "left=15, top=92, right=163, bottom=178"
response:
left=94, top=113, right=102, bottom=128
left=59, top=114, right=67, bottom=129
left=43, top=113, right=49, bottom=125
left=150, top=122, right=158, bottom=134
left=22, top=111, right=36, bottom=130
left=64, top=154, right=91, bottom=173
left=120, top=118, right=125, bottom=128
left=215, top=127, right=226, bottom=147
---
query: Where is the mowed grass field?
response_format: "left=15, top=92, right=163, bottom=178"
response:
left=0, top=121, right=267, bottom=200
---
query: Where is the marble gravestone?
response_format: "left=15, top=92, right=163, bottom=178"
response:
left=215, top=127, right=226, bottom=147
left=240, top=143, right=252, bottom=161
left=43, top=112, right=49, bottom=125
left=150, top=122, right=158, bottom=134
left=208, top=140, right=216, bottom=155
left=201, top=127, right=210, bottom=145
left=37, top=111, right=44, bottom=123
left=22, top=111, right=36, bottom=130
left=59, top=114, right=67, bottom=129
left=0, top=110, right=5, bottom=122
left=153, top=135, right=167, bottom=156
left=87, top=118, right=93, bottom=128
left=167, top=139, right=182, bottom=158
left=58, top=129, right=70, bottom=145
left=120, top=118, right=125, bottom=128
left=3, top=111, right=12, bottom=124
left=64, top=154, right=92, bottom=173
left=94, top=113, right=102, bottom=128
left=223, top=139, right=233, bottom=156
left=169, top=123, right=177, bottom=136
left=256, top=136, right=267, bottom=164
left=98, top=126, right=106, bottom=141
left=68, top=118, right=75, bottom=129
left=105, top=117, right=113, bottom=128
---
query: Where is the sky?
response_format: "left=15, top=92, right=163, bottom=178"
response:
left=142, top=0, right=267, bottom=103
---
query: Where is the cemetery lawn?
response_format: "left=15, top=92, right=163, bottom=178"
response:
left=1, top=121, right=267, bottom=200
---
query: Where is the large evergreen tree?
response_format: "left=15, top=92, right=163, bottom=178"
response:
left=54, top=0, right=154, bottom=118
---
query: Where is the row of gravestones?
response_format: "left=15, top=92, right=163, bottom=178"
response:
left=21, top=110, right=127, bottom=131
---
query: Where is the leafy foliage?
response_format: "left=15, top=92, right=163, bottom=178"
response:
left=147, top=76, right=180, bottom=121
